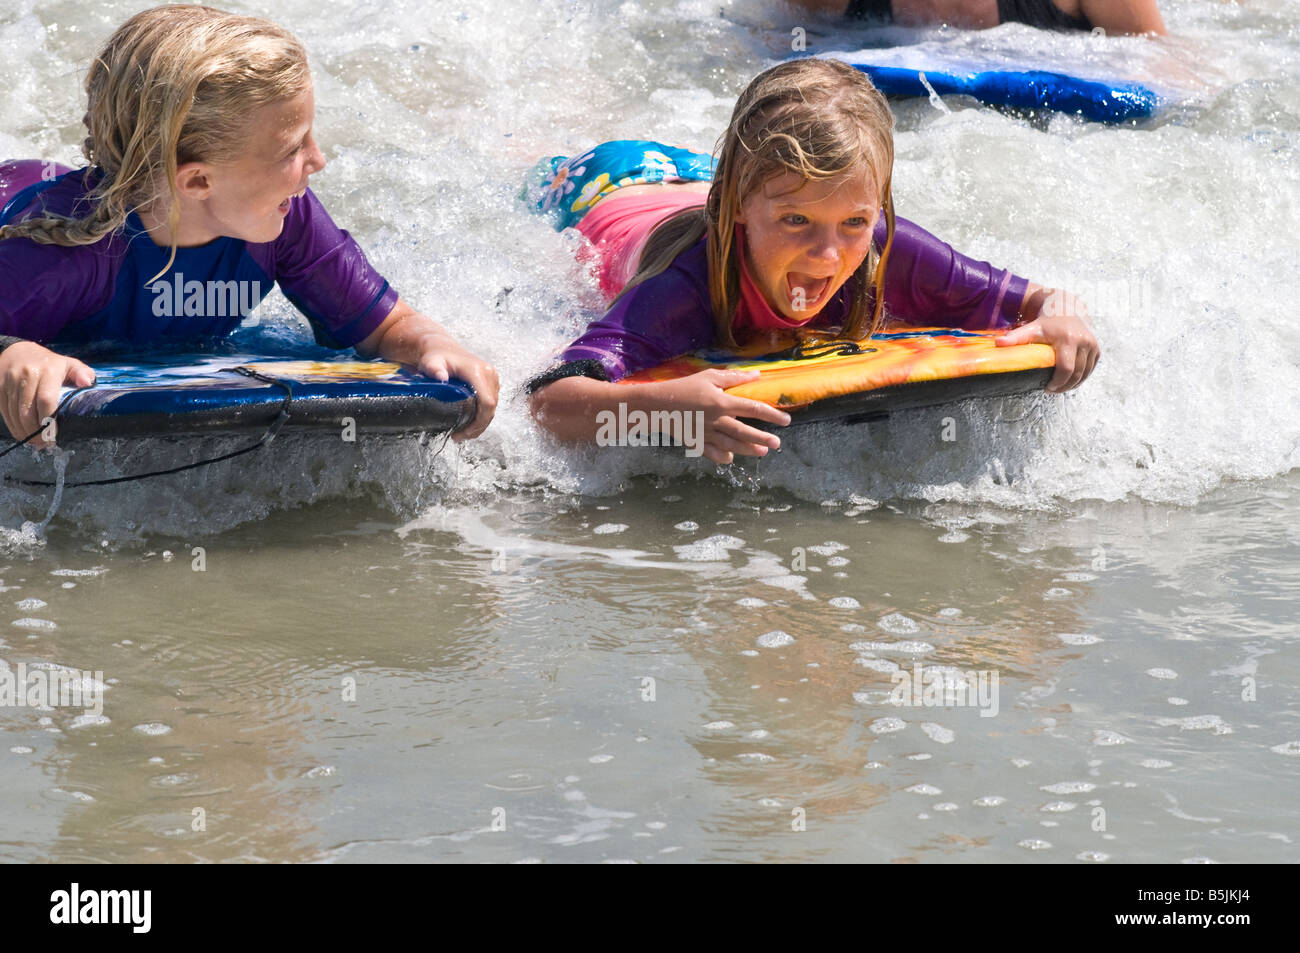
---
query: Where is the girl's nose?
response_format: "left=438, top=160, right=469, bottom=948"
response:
left=807, top=230, right=839, bottom=263
left=305, top=135, right=327, bottom=175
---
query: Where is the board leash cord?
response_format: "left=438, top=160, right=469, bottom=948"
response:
left=1, top=366, right=294, bottom=488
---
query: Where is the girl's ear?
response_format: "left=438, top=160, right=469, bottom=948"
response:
left=174, top=162, right=214, bottom=200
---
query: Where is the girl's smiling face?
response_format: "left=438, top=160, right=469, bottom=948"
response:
left=735, top=167, right=880, bottom=320
left=212, top=85, right=325, bottom=242
left=161, top=85, right=326, bottom=246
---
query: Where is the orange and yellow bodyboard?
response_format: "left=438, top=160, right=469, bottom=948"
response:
left=620, top=327, right=1055, bottom=416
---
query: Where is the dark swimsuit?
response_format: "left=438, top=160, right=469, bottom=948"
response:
left=846, top=0, right=1092, bottom=31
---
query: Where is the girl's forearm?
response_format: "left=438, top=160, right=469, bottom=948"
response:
left=529, top=375, right=672, bottom=444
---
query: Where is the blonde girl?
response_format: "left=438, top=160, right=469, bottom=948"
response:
left=527, top=59, right=1097, bottom=464
left=0, top=5, right=497, bottom=442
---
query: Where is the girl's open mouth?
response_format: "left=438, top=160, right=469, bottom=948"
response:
left=278, top=189, right=306, bottom=215
left=786, top=272, right=831, bottom=311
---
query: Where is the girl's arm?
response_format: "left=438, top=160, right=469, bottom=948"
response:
left=1080, top=0, right=1167, bottom=35
left=529, top=371, right=789, bottom=466
left=356, top=298, right=499, bottom=441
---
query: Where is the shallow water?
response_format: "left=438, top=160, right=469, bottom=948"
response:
left=1, top=0, right=1297, bottom=862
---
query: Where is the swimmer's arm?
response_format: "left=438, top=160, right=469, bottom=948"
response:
left=529, top=372, right=790, bottom=466
left=998, top=282, right=1100, bottom=392
left=1080, top=0, right=1167, bottom=36
left=356, top=297, right=499, bottom=440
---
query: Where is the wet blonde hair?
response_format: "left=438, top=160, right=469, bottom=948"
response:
left=622, top=58, right=896, bottom=347
left=0, top=5, right=310, bottom=277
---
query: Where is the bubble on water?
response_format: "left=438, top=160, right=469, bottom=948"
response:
left=852, top=690, right=891, bottom=705
left=1146, top=667, right=1178, bottom=679
left=1167, top=697, right=1189, bottom=705
left=1061, top=572, right=1098, bottom=582
left=1141, top=758, right=1174, bottom=768
left=1043, top=588, right=1075, bottom=600
left=1158, top=714, right=1233, bottom=734
left=673, top=521, right=699, bottom=532
left=739, top=649, right=759, bottom=657
left=150, top=773, right=194, bottom=787
left=826, top=556, right=849, bottom=567
left=736, top=752, right=775, bottom=763
left=921, top=723, right=955, bottom=744
left=973, top=795, right=1006, bottom=807
left=841, top=623, right=866, bottom=633
left=829, top=596, right=860, bottom=609
left=1018, top=839, right=1052, bottom=851
left=1011, top=758, right=1032, bottom=768
left=133, top=723, right=172, bottom=736
left=9, top=745, right=34, bottom=754
left=855, top=658, right=900, bottom=674
left=1042, top=781, right=1096, bottom=794
left=850, top=640, right=934, bottom=655
left=1180, top=857, right=1219, bottom=865
left=877, top=613, right=920, bottom=634
left=661, top=495, right=682, bottom=503
left=674, top=535, right=745, bottom=562
left=808, top=542, right=847, bottom=556
left=933, top=802, right=959, bottom=811
left=1040, top=801, right=1077, bottom=812
left=756, top=630, right=795, bottom=648
left=1270, top=741, right=1300, bottom=756
left=592, top=523, right=627, bottom=535
left=52, top=788, right=95, bottom=802
left=69, top=714, right=110, bottom=729
left=15, top=598, right=46, bottom=610
left=904, top=783, right=941, bottom=795
left=702, top=721, right=734, bottom=730
left=937, top=607, right=962, bottom=617
left=1093, top=730, right=1132, bottom=746
left=863, top=761, right=884, bottom=769
left=1077, top=850, right=1110, bottom=862
left=51, top=568, right=107, bottom=577
left=11, top=618, right=56, bottom=630
left=1057, top=633, right=1101, bottom=645
left=735, top=597, right=765, bottom=608
left=303, top=765, right=336, bottom=778
left=589, top=754, right=614, bottom=763
left=938, top=531, right=969, bottom=543
left=870, top=717, right=906, bottom=734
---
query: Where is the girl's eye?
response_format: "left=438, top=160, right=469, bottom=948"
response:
left=783, top=214, right=808, bottom=225
left=845, top=217, right=868, bottom=227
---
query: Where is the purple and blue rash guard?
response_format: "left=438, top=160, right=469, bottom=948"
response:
left=0, top=166, right=399, bottom=349
left=543, top=214, right=1028, bottom=385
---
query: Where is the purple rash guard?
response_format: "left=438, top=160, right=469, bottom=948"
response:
left=549, top=214, right=1028, bottom=383
left=0, top=165, right=399, bottom=348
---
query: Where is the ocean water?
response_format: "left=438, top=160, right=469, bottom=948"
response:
left=0, top=0, right=1296, bottom=862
